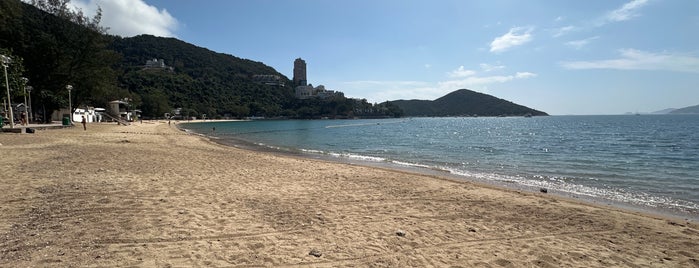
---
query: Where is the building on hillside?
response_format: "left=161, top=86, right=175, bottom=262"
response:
left=144, top=58, right=174, bottom=71
left=252, top=74, right=285, bottom=87
left=292, top=58, right=345, bottom=99
left=295, top=85, right=314, bottom=99
left=293, top=58, right=307, bottom=86
left=295, top=84, right=344, bottom=99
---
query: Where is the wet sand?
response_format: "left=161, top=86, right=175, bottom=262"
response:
left=1, top=121, right=697, bottom=267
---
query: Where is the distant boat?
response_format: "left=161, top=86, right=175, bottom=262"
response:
left=524, top=113, right=533, bottom=118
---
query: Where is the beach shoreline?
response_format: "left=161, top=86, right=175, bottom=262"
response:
left=178, top=120, right=699, bottom=223
left=1, top=121, right=697, bottom=267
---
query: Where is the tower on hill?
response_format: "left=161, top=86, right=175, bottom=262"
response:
left=293, top=58, right=307, bottom=86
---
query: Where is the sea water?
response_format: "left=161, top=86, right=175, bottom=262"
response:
left=181, top=115, right=699, bottom=220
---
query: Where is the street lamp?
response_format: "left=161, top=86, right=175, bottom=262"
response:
left=1, top=54, right=13, bottom=129
left=21, top=77, right=28, bottom=125
left=66, top=85, right=72, bottom=122
left=26, top=85, right=32, bottom=122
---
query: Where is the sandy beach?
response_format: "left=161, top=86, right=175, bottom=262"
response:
left=1, top=121, right=697, bottom=267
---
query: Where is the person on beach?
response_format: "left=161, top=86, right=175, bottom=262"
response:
left=20, top=111, right=26, bottom=125
left=81, top=116, right=86, bottom=131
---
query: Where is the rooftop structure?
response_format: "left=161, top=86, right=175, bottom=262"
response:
left=295, top=84, right=344, bottom=99
left=253, top=74, right=285, bottom=87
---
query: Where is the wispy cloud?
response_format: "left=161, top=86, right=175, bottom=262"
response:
left=552, top=0, right=649, bottom=39
left=343, top=80, right=428, bottom=87
left=70, top=0, right=179, bottom=37
left=561, top=49, right=699, bottom=73
left=480, top=63, right=505, bottom=72
left=341, top=67, right=538, bottom=102
left=449, top=66, right=476, bottom=78
left=438, top=73, right=537, bottom=90
left=445, top=65, right=537, bottom=86
left=552, top=25, right=576, bottom=38
left=605, top=0, right=650, bottom=22
left=341, top=80, right=439, bottom=101
left=565, top=36, right=600, bottom=50
left=440, top=66, right=537, bottom=90
left=515, top=72, right=537, bottom=79
left=489, top=27, right=534, bottom=53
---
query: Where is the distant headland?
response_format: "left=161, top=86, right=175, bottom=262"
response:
left=388, top=89, right=548, bottom=117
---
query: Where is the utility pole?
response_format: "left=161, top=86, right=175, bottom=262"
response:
left=66, top=85, right=72, bottom=122
left=21, top=77, right=28, bottom=125
left=1, top=54, right=13, bottom=128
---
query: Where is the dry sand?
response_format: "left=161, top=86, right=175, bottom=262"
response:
left=1, top=121, right=697, bottom=267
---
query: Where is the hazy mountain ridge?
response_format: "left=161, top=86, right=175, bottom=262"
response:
left=670, top=104, right=699, bottom=114
left=651, top=108, right=677, bottom=114
left=647, top=104, right=699, bottom=115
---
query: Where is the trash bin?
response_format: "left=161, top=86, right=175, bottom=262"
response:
left=62, top=116, right=71, bottom=126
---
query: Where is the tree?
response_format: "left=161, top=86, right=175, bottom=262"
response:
left=0, top=0, right=117, bottom=122
left=29, top=0, right=106, bottom=33
left=0, top=49, right=26, bottom=97
left=139, top=88, right=170, bottom=118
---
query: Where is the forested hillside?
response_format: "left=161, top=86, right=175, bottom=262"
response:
left=109, top=35, right=295, bottom=118
left=0, top=0, right=401, bottom=121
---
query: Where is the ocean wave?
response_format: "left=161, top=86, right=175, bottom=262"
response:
left=390, top=160, right=431, bottom=169
left=301, top=149, right=325, bottom=154
left=440, top=166, right=699, bottom=215
left=328, top=153, right=386, bottom=162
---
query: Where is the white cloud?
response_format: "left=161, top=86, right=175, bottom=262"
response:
left=424, top=64, right=432, bottom=69
left=560, top=49, right=699, bottom=73
left=552, top=25, right=576, bottom=38
left=340, top=69, right=538, bottom=103
left=565, top=36, right=600, bottom=50
left=515, top=72, right=537, bottom=79
left=448, top=66, right=476, bottom=77
left=480, top=63, right=505, bottom=72
left=489, top=27, right=534, bottom=53
left=439, top=71, right=537, bottom=89
left=341, top=80, right=437, bottom=101
left=70, top=0, right=178, bottom=37
left=552, top=0, right=649, bottom=37
left=606, top=0, right=649, bottom=22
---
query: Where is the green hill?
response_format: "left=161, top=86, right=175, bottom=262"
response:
left=109, top=34, right=295, bottom=118
left=389, top=89, right=547, bottom=117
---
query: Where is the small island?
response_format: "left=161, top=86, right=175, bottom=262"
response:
left=389, top=89, right=548, bottom=117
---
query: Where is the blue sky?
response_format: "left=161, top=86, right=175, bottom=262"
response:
left=69, top=0, right=698, bottom=115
